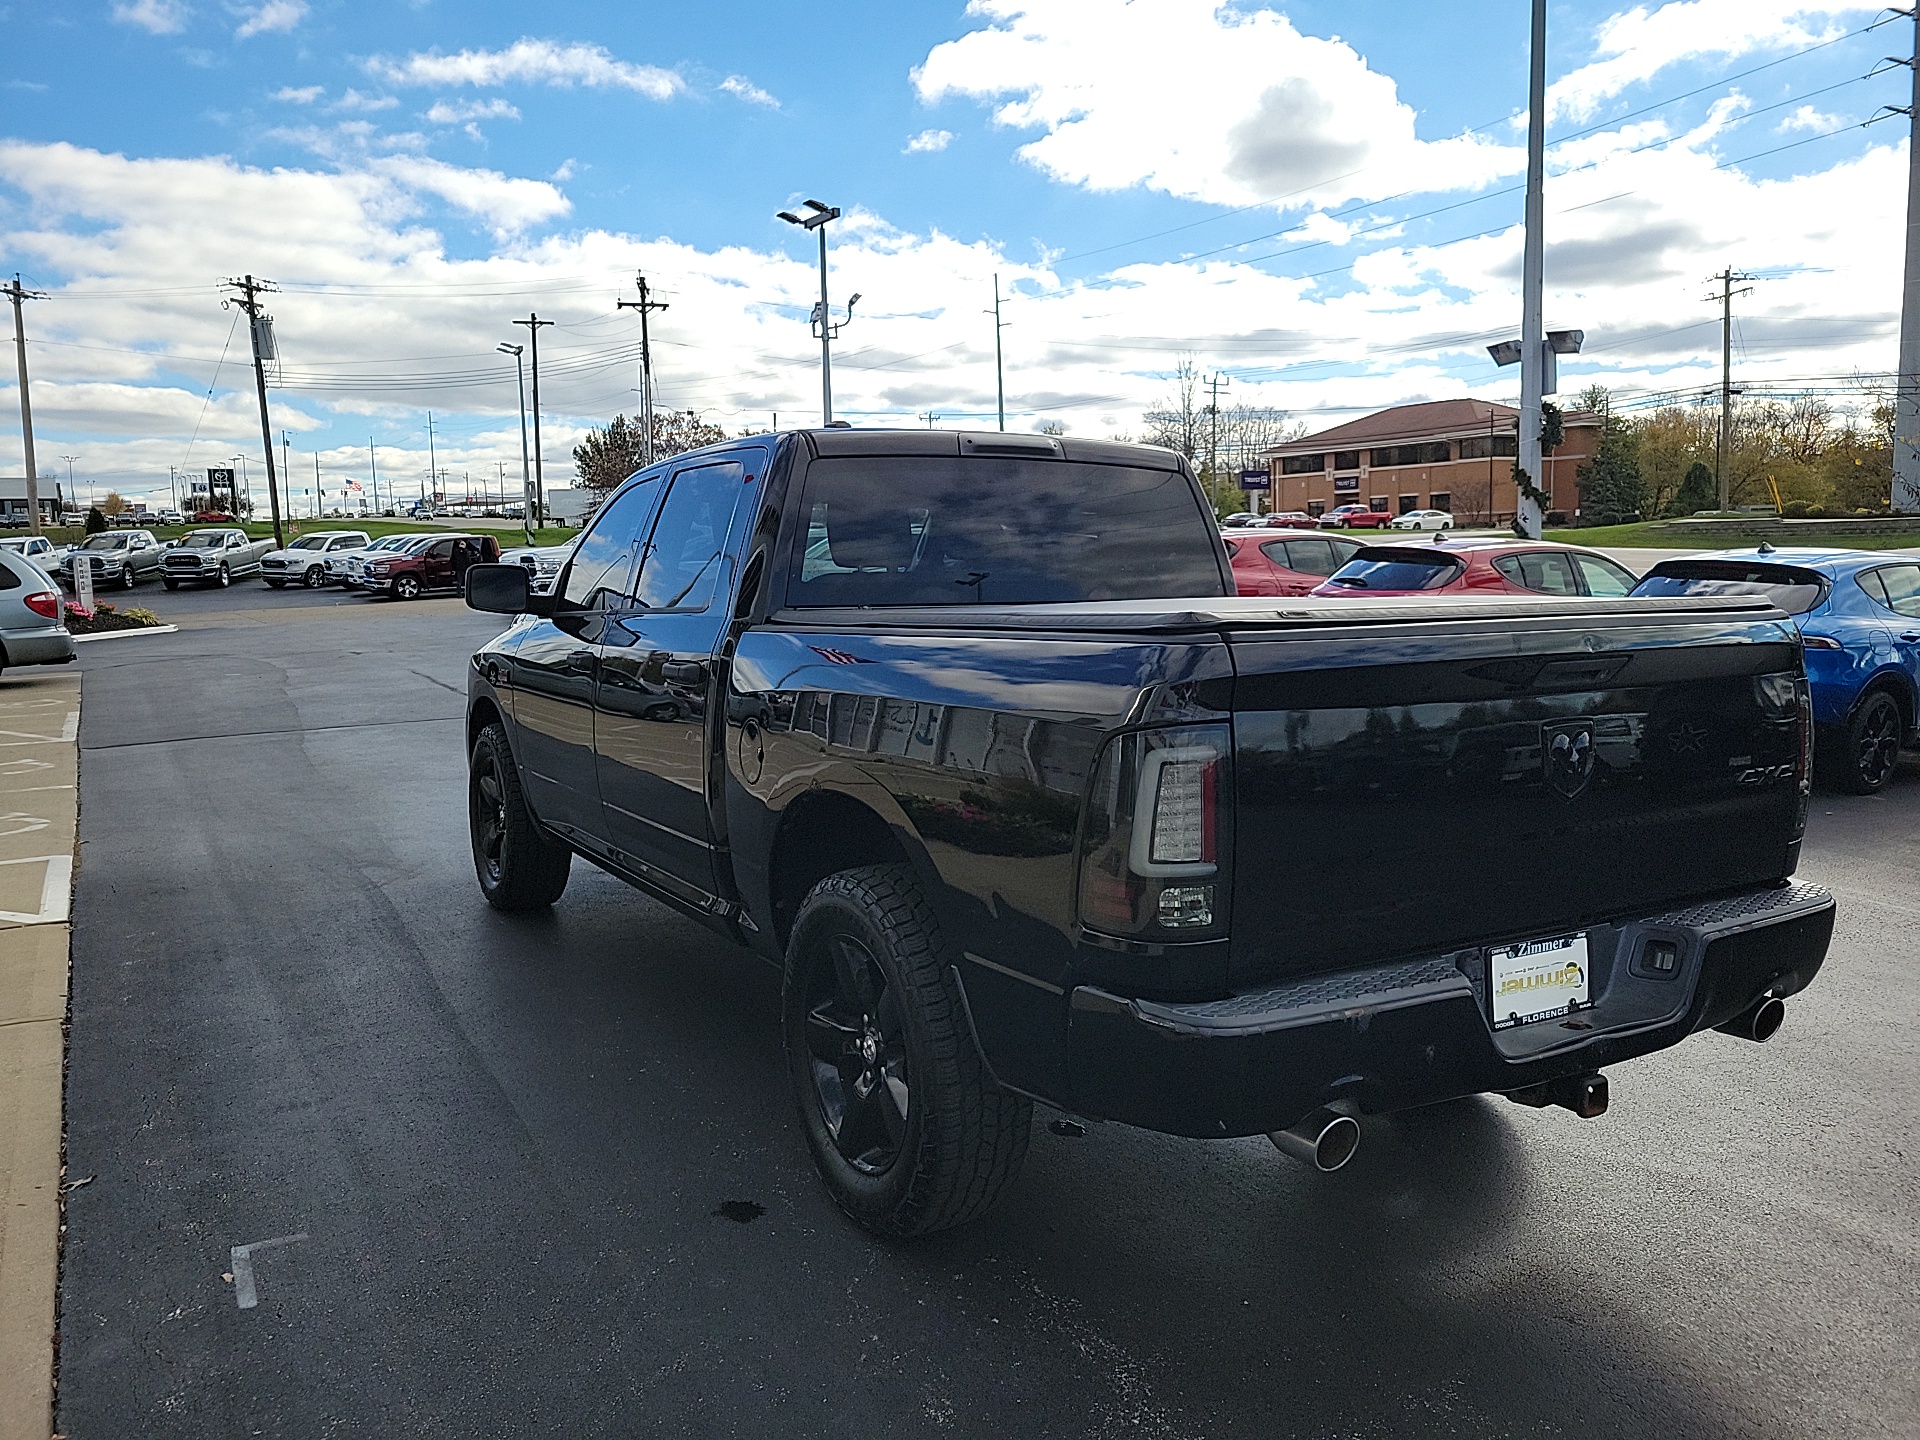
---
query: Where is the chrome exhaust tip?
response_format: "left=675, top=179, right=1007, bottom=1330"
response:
left=1715, top=995, right=1785, bottom=1043
left=1268, top=1108, right=1361, bottom=1172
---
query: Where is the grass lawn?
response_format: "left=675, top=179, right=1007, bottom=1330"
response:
left=1546, top=521, right=1920, bottom=550
left=50, top=519, right=577, bottom=548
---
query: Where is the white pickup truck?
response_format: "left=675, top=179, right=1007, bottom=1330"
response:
left=160, top=528, right=276, bottom=589
left=260, top=531, right=372, bottom=588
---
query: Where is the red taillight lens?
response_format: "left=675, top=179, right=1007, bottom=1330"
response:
left=24, top=591, right=58, bottom=620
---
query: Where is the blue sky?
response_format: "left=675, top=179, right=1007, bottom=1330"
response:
left=0, top=0, right=1908, bottom=508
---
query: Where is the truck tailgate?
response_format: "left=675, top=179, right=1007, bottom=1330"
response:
left=1223, top=598, right=1807, bottom=986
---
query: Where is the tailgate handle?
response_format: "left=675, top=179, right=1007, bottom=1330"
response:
left=1533, top=657, right=1628, bottom=690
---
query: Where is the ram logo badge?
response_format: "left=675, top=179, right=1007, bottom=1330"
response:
left=1542, top=719, right=1597, bottom=800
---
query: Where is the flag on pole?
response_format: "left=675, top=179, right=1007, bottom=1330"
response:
left=345, top=480, right=363, bottom=493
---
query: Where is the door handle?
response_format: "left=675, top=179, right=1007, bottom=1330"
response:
left=1902, top=634, right=1920, bottom=643
left=564, top=650, right=597, bottom=673
left=662, top=659, right=709, bottom=686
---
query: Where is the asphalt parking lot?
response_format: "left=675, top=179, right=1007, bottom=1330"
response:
left=54, top=587, right=1920, bottom=1439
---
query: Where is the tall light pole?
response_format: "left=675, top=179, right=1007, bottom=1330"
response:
left=777, top=199, right=859, bottom=425
left=61, top=455, right=78, bottom=516
left=1514, top=0, right=1548, bottom=540
left=499, top=342, right=535, bottom=546
left=6, top=276, right=47, bottom=534
left=1892, top=4, right=1920, bottom=512
left=512, top=314, right=553, bottom=521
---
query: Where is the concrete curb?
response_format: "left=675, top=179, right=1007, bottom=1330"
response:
left=0, top=674, right=79, bottom=1440
left=69, top=625, right=177, bottom=644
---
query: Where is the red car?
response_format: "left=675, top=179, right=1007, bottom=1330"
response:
left=1223, top=531, right=1366, bottom=596
left=1237, top=511, right=1320, bottom=530
left=1319, top=504, right=1394, bottom=530
left=1309, top=538, right=1640, bottom=598
left=192, top=510, right=235, bottom=523
left=356, top=532, right=501, bottom=599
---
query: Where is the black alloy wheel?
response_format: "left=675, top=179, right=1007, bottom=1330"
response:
left=395, top=574, right=422, bottom=601
left=1839, top=690, right=1904, bottom=795
left=783, top=865, right=1031, bottom=1237
left=303, top=565, right=325, bottom=588
left=468, top=722, right=570, bottom=910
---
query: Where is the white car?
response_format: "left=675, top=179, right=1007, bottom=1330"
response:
left=1389, top=509, right=1454, bottom=531
left=499, top=543, right=574, bottom=596
left=0, top=536, right=62, bottom=565
left=260, top=530, right=373, bottom=589
left=323, top=533, right=432, bottom=587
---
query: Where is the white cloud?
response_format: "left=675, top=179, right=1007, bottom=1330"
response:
left=1777, top=103, right=1843, bottom=133
left=424, top=98, right=523, bottom=125
left=368, top=38, right=685, bottom=100
left=273, top=84, right=324, bottom=104
left=904, top=128, right=953, bottom=154
left=233, top=0, right=307, bottom=40
left=914, top=0, right=1522, bottom=212
left=719, top=74, right=779, bottom=107
left=1547, top=1, right=1879, bottom=123
left=329, top=88, right=399, bottom=113
left=110, top=0, right=190, bottom=34
left=365, top=155, right=569, bottom=237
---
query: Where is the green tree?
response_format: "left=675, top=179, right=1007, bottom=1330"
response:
left=1575, top=396, right=1646, bottom=524
left=84, top=506, right=108, bottom=534
left=1668, top=461, right=1716, bottom=517
left=572, top=410, right=728, bottom=494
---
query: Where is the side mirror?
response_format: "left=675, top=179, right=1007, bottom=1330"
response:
left=465, top=562, right=551, bottom=616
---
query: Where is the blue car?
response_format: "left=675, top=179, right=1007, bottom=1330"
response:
left=1631, top=547, right=1920, bottom=793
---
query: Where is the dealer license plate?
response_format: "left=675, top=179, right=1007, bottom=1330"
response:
left=1489, top=932, right=1590, bottom=1030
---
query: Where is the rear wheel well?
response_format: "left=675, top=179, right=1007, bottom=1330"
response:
left=767, top=791, right=911, bottom=949
left=467, top=697, right=504, bottom=756
left=1856, top=675, right=1916, bottom=737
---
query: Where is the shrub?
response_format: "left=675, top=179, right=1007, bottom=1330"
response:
left=1781, top=500, right=1811, bottom=519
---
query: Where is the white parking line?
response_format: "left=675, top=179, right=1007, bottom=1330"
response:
left=229, top=1232, right=309, bottom=1310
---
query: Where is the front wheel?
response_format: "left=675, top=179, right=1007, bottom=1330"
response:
left=120, top=567, right=137, bottom=590
left=1827, top=689, right=1904, bottom=795
left=784, top=864, right=1031, bottom=1237
left=394, top=575, right=421, bottom=601
left=216, top=564, right=230, bottom=588
left=468, top=722, right=571, bottom=911
left=302, top=565, right=325, bottom=588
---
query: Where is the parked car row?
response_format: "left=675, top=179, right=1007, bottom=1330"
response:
left=1225, top=505, right=1455, bottom=532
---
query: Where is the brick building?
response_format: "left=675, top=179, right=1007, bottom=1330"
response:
left=1258, top=399, right=1599, bottom=525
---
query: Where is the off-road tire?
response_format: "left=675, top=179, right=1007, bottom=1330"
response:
left=1826, top=688, right=1904, bottom=795
left=468, top=722, right=570, bottom=911
left=783, top=864, right=1031, bottom=1238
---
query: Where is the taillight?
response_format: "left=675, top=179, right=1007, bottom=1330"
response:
left=23, top=591, right=58, bottom=620
left=1794, top=675, right=1813, bottom=834
left=1077, top=724, right=1230, bottom=939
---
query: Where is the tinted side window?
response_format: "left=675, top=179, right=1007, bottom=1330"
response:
left=561, top=479, right=659, bottom=610
left=1575, top=553, right=1636, bottom=597
left=1867, top=564, right=1920, bottom=618
left=1270, top=537, right=1337, bottom=575
left=1496, top=551, right=1580, bottom=595
left=634, top=462, right=747, bottom=611
left=0, top=559, right=21, bottom=591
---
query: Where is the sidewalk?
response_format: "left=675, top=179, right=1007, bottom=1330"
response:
left=0, top=673, right=79, bottom=1440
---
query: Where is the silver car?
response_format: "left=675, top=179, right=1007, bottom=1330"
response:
left=0, top=549, right=75, bottom=672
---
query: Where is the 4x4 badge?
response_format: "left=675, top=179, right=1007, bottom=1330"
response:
left=1542, top=719, right=1596, bottom=799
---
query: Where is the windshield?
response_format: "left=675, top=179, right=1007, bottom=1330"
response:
left=1630, top=561, right=1827, bottom=615
left=786, top=456, right=1223, bottom=607
left=288, top=536, right=328, bottom=550
left=81, top=535, right=129, bottom=550
left=369, top=536, right=413, bottom=552
left=182, top=532, right=227, bottom=548
left=1323, top=548, right=1464, bottom=591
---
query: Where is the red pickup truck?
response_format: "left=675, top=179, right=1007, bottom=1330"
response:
left=1320, top=504, right=1393, bottom=529
left=357, top=533, right=501, bottom=599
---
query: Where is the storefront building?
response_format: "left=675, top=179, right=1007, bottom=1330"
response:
left=1259, top=399, right=1600, bottom=524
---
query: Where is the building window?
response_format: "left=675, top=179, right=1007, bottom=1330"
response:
left=1332, top=450, right=1362, bottom=471
left=1369, top=497, right=1390, bottom=512
left=1429, top=491, right=1452, bottom=513
left=1398, top=494, right=1418, bottom=514
left=1458, top=435, right=1517, bottom=460
left=1306, top=499, right=1325, bottom=517
left=1370, top=442, right=1452, bottom=467
left=1280, top=453, right=1325, bottom=475
left=1332, top=474, right=1360, bottom=494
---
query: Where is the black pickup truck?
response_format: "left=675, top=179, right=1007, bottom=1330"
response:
left=462, top=428, right=1834, bottom=1237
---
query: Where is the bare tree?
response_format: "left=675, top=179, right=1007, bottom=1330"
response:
left=1141, top=357, right=1202, bottom=459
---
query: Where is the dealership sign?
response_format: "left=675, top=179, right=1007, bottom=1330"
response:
left=1239, top=468, right=1270, bottom=492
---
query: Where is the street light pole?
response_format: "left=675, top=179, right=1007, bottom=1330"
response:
left=777, top=200, right=858, bottom=425
left=499, top=342, right=535, bottom=547
left=1515, top=0, right=1548, bottom=541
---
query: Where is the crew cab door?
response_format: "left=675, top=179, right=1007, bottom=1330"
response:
left=593, top=456, right=758, bottom=896
left=510, top=483, right=658, bottom=843
left=420, top=537, right=457, bottom=589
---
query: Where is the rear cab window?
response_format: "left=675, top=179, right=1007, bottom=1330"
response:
left=783, top=454, right=1223, bottom=607
left=1630, top=560, right=1829, bottom=615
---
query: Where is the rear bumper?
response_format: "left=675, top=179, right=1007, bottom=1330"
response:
left=1063, top=881, right=1834, bottom=1138
left=1, top=627, right=76, bottom=665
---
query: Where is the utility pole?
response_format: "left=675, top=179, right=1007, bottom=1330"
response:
left=1514, top=0, right=1548, bottom=540
left=989, top=274, right=1008, bottom=431
left=1708, top=267, right=1755, bottom=511
left=369, top=438, right=380, bottom=514
left=921, top=410, right=939, bottom=429
left=1206, top=372, right=1231, bottom=514
left=221, top=275, right=287, bottom=548
left=1892, top=5, right=1920, bottom=511
left=617, top=273, right=669, bottom=466
left=313, top=452, right=320, bottom=519
left=5, top=275, right=47, bottom=534
left=512, top=314, right=553, bottom=520
left=425, top=411, right=438, bottom=506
